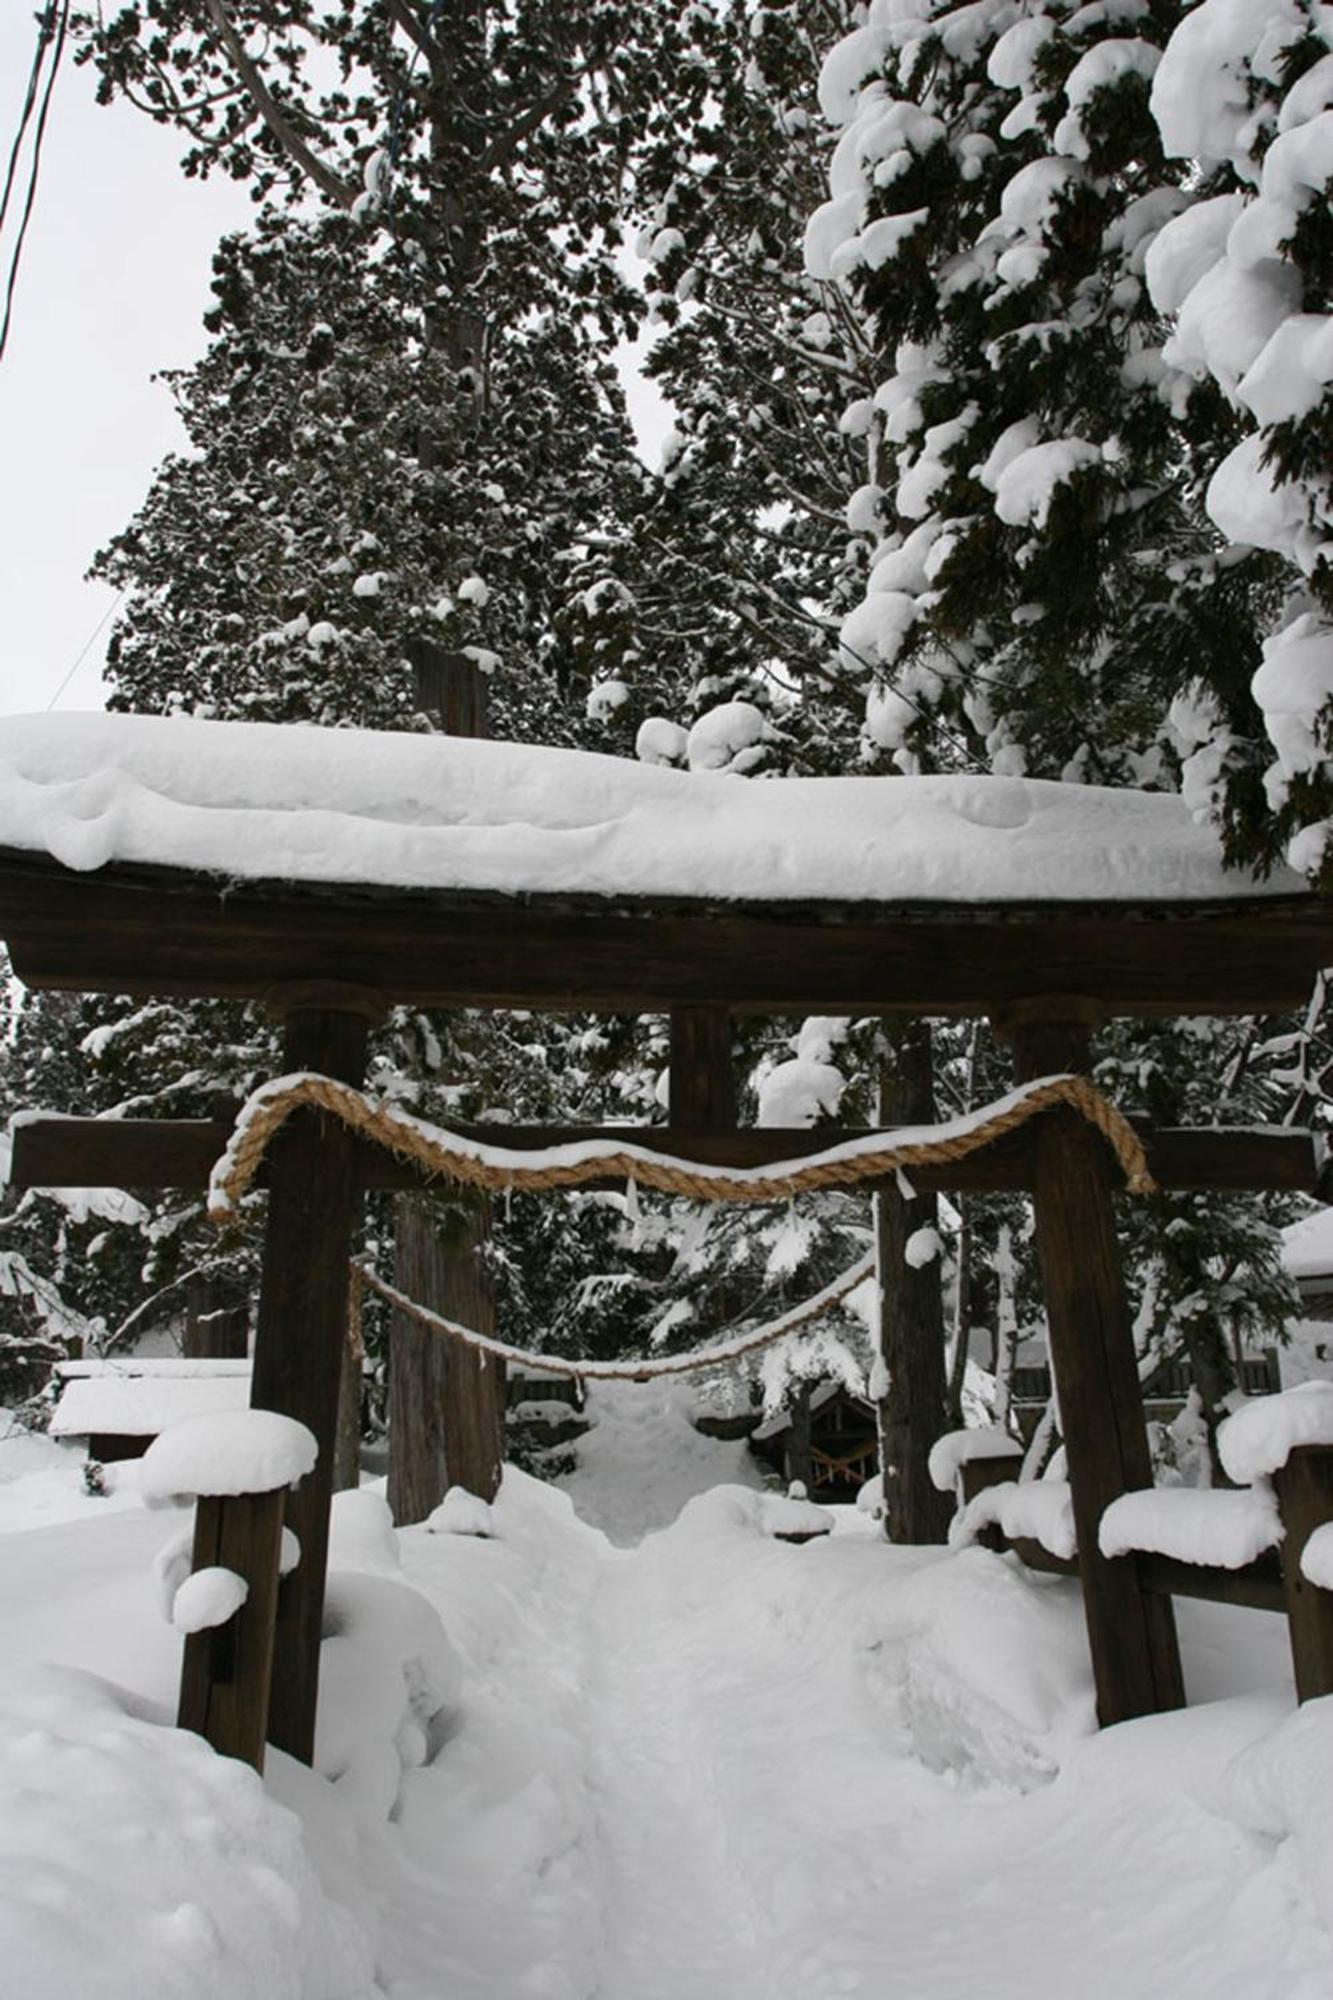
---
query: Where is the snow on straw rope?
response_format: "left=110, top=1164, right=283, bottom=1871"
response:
left=352, top=1250, right=877, bottom=1383
left=207, top=1070, right=1155, bottom=1223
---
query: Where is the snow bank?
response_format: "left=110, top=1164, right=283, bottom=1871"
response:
left=0, top=1662, right=375, bottom=2000
left=1100, top=1485, right=1282, bottom=1569
left=761, top=1490, right=833, bottom=1540
left=140, top=1410, right=318, bottom=1503
left=0, top=711, right=1300, bottom=906
left=326, top=1487, right=400, bottom=1575
left=954, top=1478, right=1077, bottom=1562
left=1220, top=1383, right=1333, bottom=1485
left=316, top=1569, right=462, bottom=1827
left=1229, top=1695, right=1333, bottom=1943
left=426, top=1486, right=496, bottom=1538
left=927, top=1424, right=1022, bottom=1495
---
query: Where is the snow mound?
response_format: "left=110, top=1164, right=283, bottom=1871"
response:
left=327, top=1486, right=401, bottom=1575
left=0, top=1662, right=375, bottom=2000
left=927, top=1424, right=1022, bottom=1495
left=172, top=1565, right=249, bottom=1635
left=1100, top=1485, right=1282, bottom=1569
left=315, top=1570, right=462, bottom=1827
left=954, top=1478, right=1077, bottom=1561
left=427, top=1487, right=496, bottom=1538
left=1220, top=1383, right=1333, bottom=1485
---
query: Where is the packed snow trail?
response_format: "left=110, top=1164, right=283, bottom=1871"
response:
left=381, top=1462, right=1330, bottom=2000
left=3, top=1410, right=1333, bottom=2000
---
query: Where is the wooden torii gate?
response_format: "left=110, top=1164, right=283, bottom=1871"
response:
left=2, top=834, right=1328, bottom=1753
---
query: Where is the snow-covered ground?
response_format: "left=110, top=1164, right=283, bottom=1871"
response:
left=1, top=1402, right=1329, bottom=1999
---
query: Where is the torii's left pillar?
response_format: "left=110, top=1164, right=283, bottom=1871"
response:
left=252, top=982, right=384, bottom=1763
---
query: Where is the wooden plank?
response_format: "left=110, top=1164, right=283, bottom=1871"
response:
left=669, top=1007, right=736, bottom=1129
left=1274, top=1445, right=1333, bottom=1700
left=251, top=997, right=372, bottom=1764
left=176, top=1494, right=224, bottom=1745
left=1004, top=1011, right=1185, bottom=1727
left=1, top=850, right=1326, bottom=1016
left=973, top=1521, right=1284, bottom=1611
left=11, top=1114, right=1321, bottom=1198
left=176, top=1487, right=286, bottom=1772
left=1005, top=1534, right=1079, bottom=1579
left=1137, top=1550, right=1286, bottom=1616
left=958, top=1456, right=1025, bottom=1506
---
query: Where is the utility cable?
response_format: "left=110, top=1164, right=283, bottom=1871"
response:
left=44, top=590, right=123, bottom=712
left=0, top=0, right=70, bottom=365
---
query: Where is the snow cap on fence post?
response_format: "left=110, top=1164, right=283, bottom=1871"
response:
left=140, top=1408, right=319, bottom=1505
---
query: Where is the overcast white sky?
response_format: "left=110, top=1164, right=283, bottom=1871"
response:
left=0, top=18, right=670, bottom=723
left=0, top=11, right=254, bottom=717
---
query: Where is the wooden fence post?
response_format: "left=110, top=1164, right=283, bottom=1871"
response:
left=998, top=1002, right=1184, bottom=1726
left=958, top=1453, right=1022, bottom=1508
left=251, top=984, right=381, bottom=1764
left=177, top=1487, right=286, bottom=1773
left=1274, top=1444, right=1333, bottom=1701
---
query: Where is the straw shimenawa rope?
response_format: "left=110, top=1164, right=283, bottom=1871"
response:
left=211, top=1070, right=1155, bottom=1384
left=353, top=1251, right=878, bottom=1384
left=208, top=1069, right=1155, bottom=1224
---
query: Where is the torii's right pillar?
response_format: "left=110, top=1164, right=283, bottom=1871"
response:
left=996, top=1000, right=1185, bottom=1726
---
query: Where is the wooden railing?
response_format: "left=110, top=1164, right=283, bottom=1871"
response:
left=956, top=1448, right=1333, bottom=1703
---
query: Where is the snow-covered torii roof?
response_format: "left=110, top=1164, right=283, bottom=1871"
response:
left=0, top=711, right=1325, bottom=1017
left=0, top=710, right=1308, bottom=904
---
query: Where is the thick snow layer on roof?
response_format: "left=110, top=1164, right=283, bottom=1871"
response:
left=50, top=1367, right=251, bottom=1439
left=1282, top=1207, right=1333, bottom=1280
left=0, top=712, right=1302, bottom=907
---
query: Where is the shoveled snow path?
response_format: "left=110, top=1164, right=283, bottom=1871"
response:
left=387, top=1487, right=1332, bottom=2000
left=580, top=1549, right=768, bottom=2000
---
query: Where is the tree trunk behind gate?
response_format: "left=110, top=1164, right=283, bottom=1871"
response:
left=874, top=1021, right=953, bottom=1545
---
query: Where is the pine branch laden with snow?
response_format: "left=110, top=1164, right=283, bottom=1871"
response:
left=804, top=0, right=1291, bottom=867
left=1149, top=0, right=1333, bottom=880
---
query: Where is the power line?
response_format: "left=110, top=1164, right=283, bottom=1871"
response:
left=0, top=3, right=52, bottom=238
left=44, top=591, right=123, bottom=712
left=0, top=0, right=70, bottom=366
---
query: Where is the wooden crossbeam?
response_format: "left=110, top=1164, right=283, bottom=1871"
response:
left=9, top=1113, right=1322, bottom=1199
left=2, top=849, right=1328, bottom=1018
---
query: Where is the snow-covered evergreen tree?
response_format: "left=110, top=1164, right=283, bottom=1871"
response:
left=794, top=1, right=1309, bottom=1482
left=807, top=0, right=1280, bottom=816
left=1148, top=0, right=1333, bottom=880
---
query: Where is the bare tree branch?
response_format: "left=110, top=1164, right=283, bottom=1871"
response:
left=204, top=0, right=353, bottom=208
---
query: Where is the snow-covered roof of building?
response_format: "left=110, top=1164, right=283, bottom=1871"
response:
left=0, top=711, right=1305, bottom=908
left=49, top=1359, right=252, bottom=1439
left=1282, top=1207, right=1333, bottom=1282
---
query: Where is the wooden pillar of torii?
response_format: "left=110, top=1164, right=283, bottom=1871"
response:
left=253, top=982, right=383, bottom=1761
left=996, top=999, right=1185, bottom=1722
